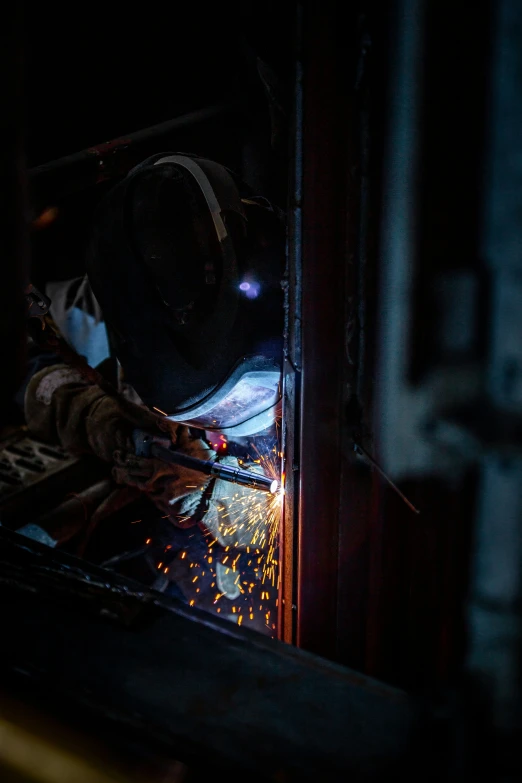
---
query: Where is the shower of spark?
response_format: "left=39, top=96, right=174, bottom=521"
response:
left=217, top=437, right=283, bottom=586
left=199, top=433, right=283, bottom=634
left=151, top=429, right=283, bottom=635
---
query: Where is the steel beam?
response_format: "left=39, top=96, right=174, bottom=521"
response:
left=28, top=103, right=235, bottom=206
left=0, top=526, right=414, bottom=781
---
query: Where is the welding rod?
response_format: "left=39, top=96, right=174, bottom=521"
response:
left=133, top=430, right=279, bottom=494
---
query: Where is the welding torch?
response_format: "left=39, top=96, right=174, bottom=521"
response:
left=132, top=429, right=279, bottom=494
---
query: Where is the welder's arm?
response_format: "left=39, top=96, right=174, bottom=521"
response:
left=24, top=364, right=216, bottom=524
left=24, top=364, right=162, bottom=462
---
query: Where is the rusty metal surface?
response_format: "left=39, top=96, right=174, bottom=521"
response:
left=0, top=526, right=415, bottom=780
left=294, top=0, right=358, bottom=658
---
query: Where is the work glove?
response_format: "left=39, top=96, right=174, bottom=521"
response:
left=25, top=364, right=167, bottom=462
left=112, top=426, right=216, bottom=527
left=25, top=364, right=216, bottom=525
left=25, top=365, right=273, bottom=536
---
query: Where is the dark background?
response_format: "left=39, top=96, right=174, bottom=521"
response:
left=26, top=3, right=293, bottom=285
left=25, top=3, right=293, bottom=166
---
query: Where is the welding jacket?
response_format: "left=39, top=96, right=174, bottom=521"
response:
left=22, top=275, right=271, bottom=550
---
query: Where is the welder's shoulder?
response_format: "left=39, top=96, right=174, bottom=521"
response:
left=23, top=363, right=96, bottom=445
left=26, top=364, right=89, bottom=408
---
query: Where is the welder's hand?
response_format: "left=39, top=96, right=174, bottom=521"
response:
left=85, top=393, right=172, bottom=462
left=112, top=425, right=216, bottom=527
left=24, top=364, right=169, bottom=463
left=202, top=457, right=271, bottom=550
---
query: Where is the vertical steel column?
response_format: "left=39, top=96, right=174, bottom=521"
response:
left=280, top=2, right=303, bottom=645
left=467, top=0, right=522, bottom=739
left=282, top=1, right=368, bottom=660
left=293, top=1, right=352, bottom=657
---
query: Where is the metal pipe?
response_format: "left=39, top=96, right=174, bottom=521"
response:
left=280, top=0, right=304, bottom=645
left=29, top=102, right=235, bottom=205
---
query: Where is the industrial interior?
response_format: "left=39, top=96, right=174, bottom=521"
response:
left=1, top=1, right=521, bottom=781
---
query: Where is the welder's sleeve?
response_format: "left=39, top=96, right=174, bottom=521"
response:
left=24, top=364, right=161, bottom=462
left=25, top=365, right=215, bottom=523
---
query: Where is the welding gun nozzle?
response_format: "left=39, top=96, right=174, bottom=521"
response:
left=210, top=463, right=279, bottom=494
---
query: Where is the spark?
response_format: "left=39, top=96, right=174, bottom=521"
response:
left=153, top=406, right=168, bottom=416
left=215, top=437, right=283, bottom=584
left=177, top=432, right=283, bottom=637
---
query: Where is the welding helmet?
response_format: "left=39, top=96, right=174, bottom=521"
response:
left=86, top=153, right=284, bottom=436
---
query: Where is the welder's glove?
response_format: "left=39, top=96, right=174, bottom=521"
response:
left=111, top=425, right=216, bottom=528
left=24, top=364, right=168, bottom=463
left=25, top=365, right=217, bottom=526
left=202, top=457, right=272, bottom=550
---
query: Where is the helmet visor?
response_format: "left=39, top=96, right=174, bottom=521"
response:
left=167, top=370, right=280, bottom=431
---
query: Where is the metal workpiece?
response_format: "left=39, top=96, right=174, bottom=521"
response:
left=0, top=526, right=415, bottom=781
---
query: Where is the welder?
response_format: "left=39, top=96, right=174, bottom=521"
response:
left=21, top=153, right=285, bottom=615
